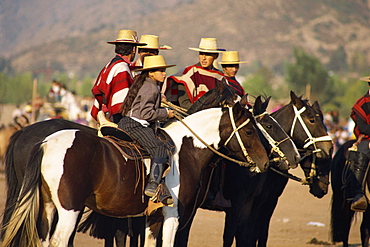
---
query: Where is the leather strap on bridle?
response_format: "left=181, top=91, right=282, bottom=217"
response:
left=173, top=107, right=260, bottom=172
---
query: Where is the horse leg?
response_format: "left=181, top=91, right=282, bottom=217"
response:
left=129, top=216, right=146, bottom=247
left=145, top=210, right=163, bottom=247
left=361, top=209, right=370, bottom=247
left=50, top=209, right=81, bottom=247
left=113, top=229, right=127, bottom=247
left=161, top=206, right=179, bottom=247
left=40, top=201, right=56, bottom=247
left=223, top=208, right=239, bottom=247
left=174, top=211, right=197, bottom=247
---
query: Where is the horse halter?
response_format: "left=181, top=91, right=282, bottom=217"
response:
left=254, top=111, right=292, bottom=165
left=290, top=105, right=332, bottom=184
left=290, top=105, right=332, bottom=153
left=224, top=107, right=260, bottom=172
left=173, top=106, right=260, bottom=172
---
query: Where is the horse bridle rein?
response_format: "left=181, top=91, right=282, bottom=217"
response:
left=174, top=106, right=262, bottom=173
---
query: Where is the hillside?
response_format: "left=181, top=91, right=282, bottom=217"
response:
left=1, top=0, right=370, bottom=77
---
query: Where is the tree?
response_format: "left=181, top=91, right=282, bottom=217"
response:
left=285, top=47, right=334, bottom=105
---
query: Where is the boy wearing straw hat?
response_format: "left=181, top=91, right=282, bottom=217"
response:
left=347, top=75, right=370, bottom=212
left=133, top=34, right=172, bottom=68
left=119, top=55, right=175, bottom=200
left=162, top=38, right=225, bottom=109
left=91, top=29, right=147, bottom=123
left=219, top=51, right=248, bottom=97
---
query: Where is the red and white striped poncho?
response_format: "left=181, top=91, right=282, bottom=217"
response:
left=162, top=64, right=224, bottom=105
left=90, top=55, right=134, bottom=120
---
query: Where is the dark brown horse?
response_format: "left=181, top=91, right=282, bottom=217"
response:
left=173, top=94, right=301, bottom=247
left=234, top=91, right=333, bottom=247
left=331, top=139, right=370, bottom=247
left=2, top=103, right=269, bottom=247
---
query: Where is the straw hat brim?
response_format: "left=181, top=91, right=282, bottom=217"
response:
left=360, top=76, right=370, bottom=82
left=107, top=41, right=147, bottom=46
left=139, top=45, right=172, bottom=50
left=189, top=47, right=225, bottom=53
left=134, top=64, right=175, bottom=72
left=219, top=61, right=249, bottom=64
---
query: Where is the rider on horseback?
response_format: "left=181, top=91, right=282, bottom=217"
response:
left=348, top=75, right=370, bottom=212
left=118, top=55, right=175, bottom=201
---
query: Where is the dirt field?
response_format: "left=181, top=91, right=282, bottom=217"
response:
left=0, top=168, right=363, bottom=247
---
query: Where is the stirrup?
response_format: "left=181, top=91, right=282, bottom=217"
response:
left=144, top=181, right=159, bottom=197
left=351, top=194, right=368, bottom=212
left=156, top=182, right=174, bottom=205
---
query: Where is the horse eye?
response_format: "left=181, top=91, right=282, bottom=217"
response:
left=266, top=124, right=272, bottom=129
left=245, top=130, right=254, bottom=136
left=309, top=118, right=315, bottom=123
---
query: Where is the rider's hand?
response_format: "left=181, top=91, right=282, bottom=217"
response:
left=168, top=110, right=175, bottom=118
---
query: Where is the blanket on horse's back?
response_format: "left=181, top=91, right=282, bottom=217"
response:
left=100, top=126, right=175, bottom=160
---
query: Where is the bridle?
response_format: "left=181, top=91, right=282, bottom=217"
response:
left=273, top=104, right=332, bottom=185
left=254, top=111, right=293, bottom=165
left=174, top=106, right=262, bottom=173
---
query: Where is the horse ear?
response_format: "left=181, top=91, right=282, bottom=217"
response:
left=261, top=96, right=271, bottom=112
left=239, top=93, right=249, bottom=108
left=253, top=96, right=262, bottom=115
left=290, top=91, right=304, bottom=109
left=312, top=100, right=323, bottom=115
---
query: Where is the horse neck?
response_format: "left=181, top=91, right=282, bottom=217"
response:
left=164, top=108, right=223, bottom=150
left=271, top=104, right=295, bottom=135
left=187, top=91, right=220, bottom=114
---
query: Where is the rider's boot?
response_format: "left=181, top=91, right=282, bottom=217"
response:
left=144, top=157, right=173, bottom=204
left=350, top=153, right=369, bottom=212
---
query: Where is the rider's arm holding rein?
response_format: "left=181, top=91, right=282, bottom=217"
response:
left=355, top=113, right=370, bottom=136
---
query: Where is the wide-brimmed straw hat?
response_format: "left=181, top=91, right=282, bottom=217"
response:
left=107, top=30, right=147, bottom=45
left=138, top=35, right=172, bottom=50
left=218, top=51, right=248, bottom=65
left=189, top=38, right=225, bottom=53
left=360, top=76, right=370, bottom=82
left=134, top=55, right=175, bottom=71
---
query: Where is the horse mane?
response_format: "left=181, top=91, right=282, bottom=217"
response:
left=186, top=82, right=237, bottom=115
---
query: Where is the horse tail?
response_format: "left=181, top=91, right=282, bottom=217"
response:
left=330, top=140, right=355, bottom=243
left=1, top=141, right=44, bottom=247
left=77, top=210, right=121, bottom=239
left=1, top=130, right=23, bottom=239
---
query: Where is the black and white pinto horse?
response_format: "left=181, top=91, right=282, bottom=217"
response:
left=1, top=103, right=269, bottom=247
left=331, top=139, right=370, bottom=247
left=234, top=91, right=333, bottom=247
left=1, top=82, right=240, bottom=247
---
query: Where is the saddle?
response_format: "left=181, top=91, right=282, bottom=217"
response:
left=100, top=126, right=175, bottom=160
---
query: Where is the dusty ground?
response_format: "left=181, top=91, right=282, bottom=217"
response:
left=0, top=168, right=363, bottom=247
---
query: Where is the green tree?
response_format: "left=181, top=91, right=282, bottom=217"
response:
left=285, top=47, right=334, bottom=105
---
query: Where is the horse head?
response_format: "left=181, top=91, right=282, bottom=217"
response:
left=253, top=95, right=300, bottom=170
left=219, top=102, right=270, bottom=173
left=272, top=91, right=333, bottom=197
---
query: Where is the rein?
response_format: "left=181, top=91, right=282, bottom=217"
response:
left=173, top=107, right=260, bottom=173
